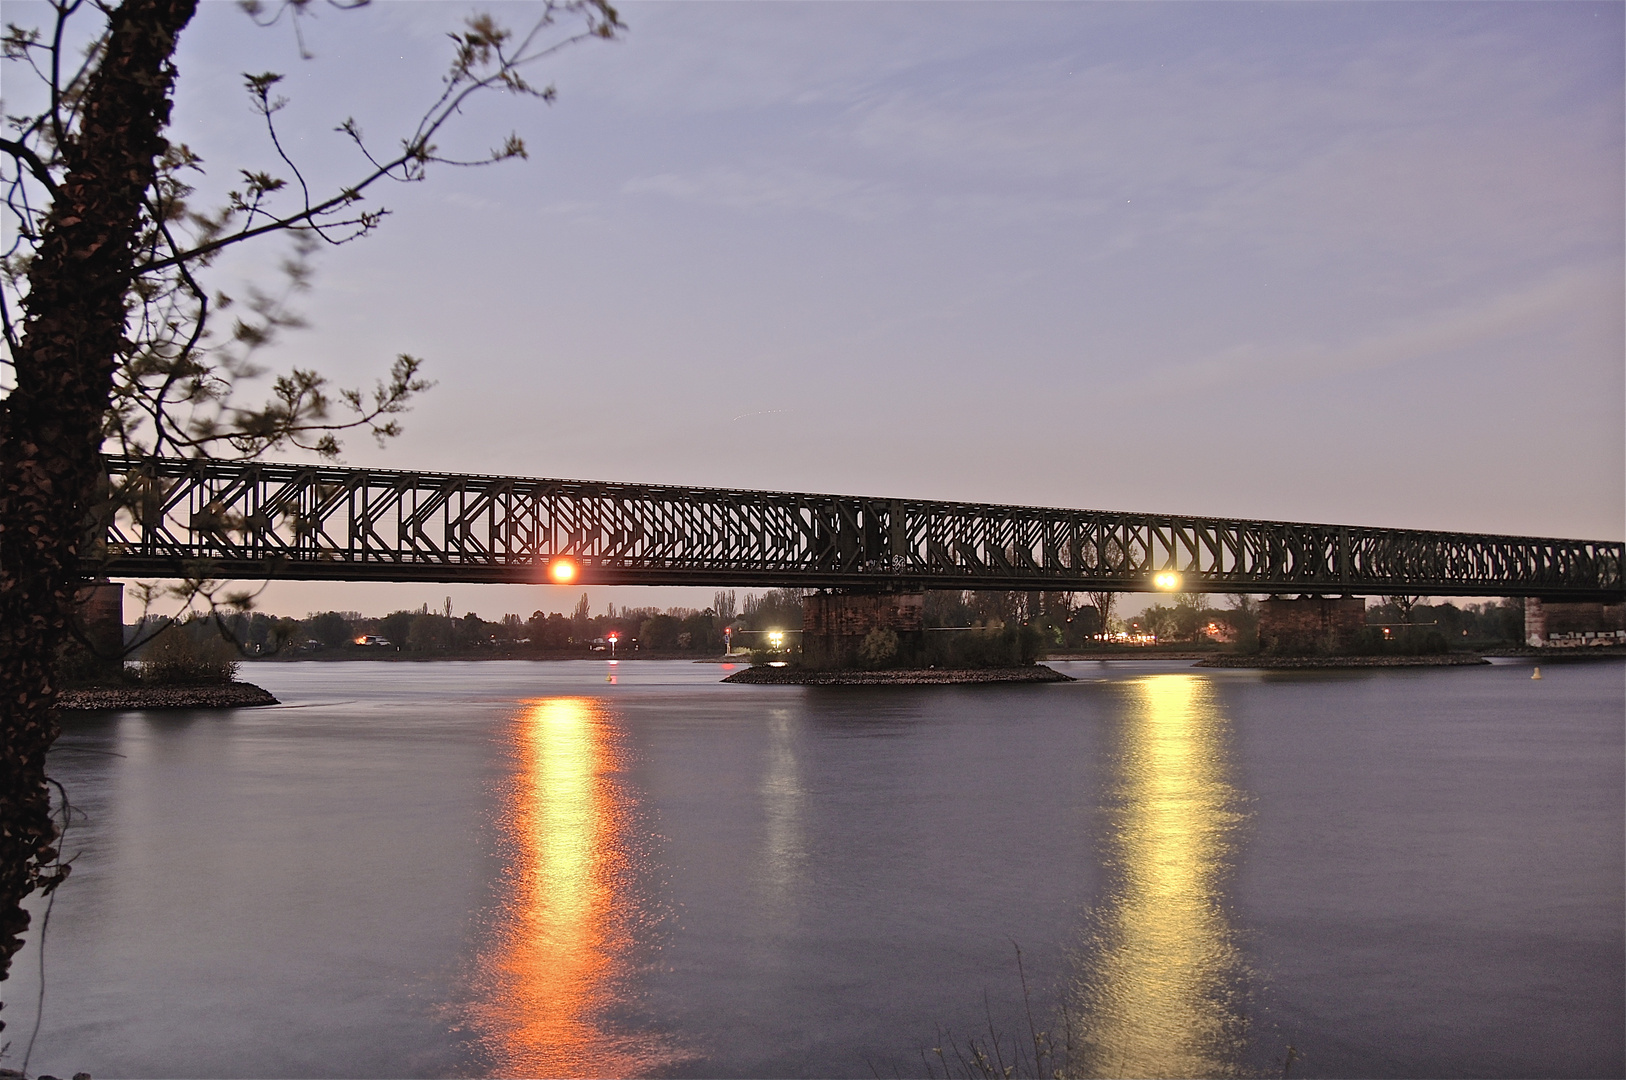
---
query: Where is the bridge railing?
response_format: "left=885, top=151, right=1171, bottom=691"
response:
left=92, top=455, right=1624, bottom=598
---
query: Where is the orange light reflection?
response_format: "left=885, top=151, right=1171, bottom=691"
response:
left=469, top=697, right=669, bottom=1077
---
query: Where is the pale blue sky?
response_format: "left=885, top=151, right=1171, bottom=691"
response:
left=31, top=1, right=1626, bottom=619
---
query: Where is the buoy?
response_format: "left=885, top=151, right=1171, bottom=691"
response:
left=1531, top=667, right=1542, bottom=680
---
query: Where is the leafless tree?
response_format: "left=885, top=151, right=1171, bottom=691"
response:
left=1225, top=593, right=1259, bottom=616
left=1086, top=592, right=1116, bottom=639
left=1391, top=595, right=1424, bottom=624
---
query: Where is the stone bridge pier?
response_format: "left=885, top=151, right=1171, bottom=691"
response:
left=1522, top=598, right=1626, bottom=648
left=77, top=580, right=125, bottom=653
left=1256, top=595, right=1366, bottom=653
left=64, top=579, right=125, bottom=677
left=801, top=591, right=925, bottom=669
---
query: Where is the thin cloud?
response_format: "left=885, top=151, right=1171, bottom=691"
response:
left=624, top=165, right=906, bottom=220
left=1126, top=264, right=1621, bottom=401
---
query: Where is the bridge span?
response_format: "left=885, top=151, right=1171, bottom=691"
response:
left=94, top=456, right=1623, bottom=601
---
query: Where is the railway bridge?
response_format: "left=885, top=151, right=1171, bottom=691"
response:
left=88, top=455, right=1625, bottom=659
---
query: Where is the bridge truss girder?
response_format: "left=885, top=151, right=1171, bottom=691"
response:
left=94, top=456, right=1625, bottom=600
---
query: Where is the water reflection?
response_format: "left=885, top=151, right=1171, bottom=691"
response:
left=758, top=708, right=807, bottom=912
left=469, top=697, right=669, bottom=1077
left=1071, top=674, right=1252, bottom=1078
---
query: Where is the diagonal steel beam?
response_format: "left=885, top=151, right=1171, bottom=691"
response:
left=93, top=455, right=1625, bottom=599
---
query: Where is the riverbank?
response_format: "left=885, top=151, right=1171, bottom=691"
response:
left=722, top=665, right=1074, bottom=685
left=1196, top=654, right=1490, bottom=669
left=253, top=649, right=718, bottom=662
left=1480, top=645, right=1626, bottom=662
left=1050, top=649, right=1221, bottom=661
left=57, top=682, right=279, bottom=710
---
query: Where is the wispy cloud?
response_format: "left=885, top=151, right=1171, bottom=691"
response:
left=1124, top=264, right=1622, bottom=401
left=624, top=165, right=906, bottom=220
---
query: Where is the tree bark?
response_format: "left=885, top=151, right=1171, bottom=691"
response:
left=0, top=0, right=197, bottom=1021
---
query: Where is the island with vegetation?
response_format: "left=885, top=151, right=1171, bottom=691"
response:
left=722, top=666, right=1073, bottom=685
left=57, top=623, right=277, bottom=711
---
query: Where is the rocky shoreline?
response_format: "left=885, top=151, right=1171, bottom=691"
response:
left=1196, top=654, right=1490, bottom=669
left=57, top=682, right=280, bottom=711
left=722, top=665, right=1074, bottom=685
left=1481, top=645, right=1626, bottom=662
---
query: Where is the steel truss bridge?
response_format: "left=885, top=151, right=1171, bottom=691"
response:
left=95, top=455, right=1624, bottom=600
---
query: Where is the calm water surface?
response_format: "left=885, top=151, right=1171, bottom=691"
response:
left=10, top=658, right=1623, bottom=1078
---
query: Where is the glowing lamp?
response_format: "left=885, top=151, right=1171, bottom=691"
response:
left=768, top=630, right=785, bottom=647
left=549, top=558, right=577, bottom=584
left=1153, top=571, right=1182, bottom=591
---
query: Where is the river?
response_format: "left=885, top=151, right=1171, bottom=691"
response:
left=9, top=658, right=1623, bottom=1078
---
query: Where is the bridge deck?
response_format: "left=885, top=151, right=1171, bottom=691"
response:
left=95, top=456, right=1624, bottom=599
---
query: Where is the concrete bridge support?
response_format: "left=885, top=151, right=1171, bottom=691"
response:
left=801, top=591, right=924, bottom=669
left=1523, top=597, right=1626, bottom=648
left=1257, top=595, right=1365, bottom=653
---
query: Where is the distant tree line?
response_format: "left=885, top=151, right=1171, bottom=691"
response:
left=121, top=592, right=1525, bottom=663
left=1128, top=594, right=1258, bottom=646
left=1363, top=598, right=1523, bottom=644
left=129, top=589, right=802, bottom=659
left=1120, top=595, right=1524, bottom=649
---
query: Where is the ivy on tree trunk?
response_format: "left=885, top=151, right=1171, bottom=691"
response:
left=0, top=0, right=198, bottom=1023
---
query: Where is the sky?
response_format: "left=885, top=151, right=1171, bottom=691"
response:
left=19, top=0, right=1626, bottom=620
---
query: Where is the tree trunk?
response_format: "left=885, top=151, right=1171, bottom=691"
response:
left=0, top=0, right=196, bottom=1021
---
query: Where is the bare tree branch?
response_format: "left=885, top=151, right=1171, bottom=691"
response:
left=0, top=0, right=621, bottom=1011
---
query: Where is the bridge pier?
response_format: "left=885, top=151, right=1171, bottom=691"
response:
left=60, top=579, right=125, bottom=680
left=801, top=591, right=924, bottom=669
left=1257, top=595, right=1365, bottom=653
left=1523, top=597, right=1626, bottom=648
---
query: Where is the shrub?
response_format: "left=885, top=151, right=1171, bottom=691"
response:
left=137, top=625, right=240, bottom=685
left=53, top=643, right=126, bottom=688
left=858, top=627, right=900, bottom=668
left=921, top=624, right=1044, bottom=668
left=748, top=645, right=795, bottom=665
left=1346, top=626, right=1449, bottom=656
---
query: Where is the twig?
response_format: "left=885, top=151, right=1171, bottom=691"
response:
left=21, top=778, right=74, bottom=1075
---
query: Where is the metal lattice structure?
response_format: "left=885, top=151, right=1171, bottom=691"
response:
left=95, top=455, right=1624, bottom=599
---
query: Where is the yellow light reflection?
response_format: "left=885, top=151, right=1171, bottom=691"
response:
left=758, top=708, right=806, bottom=909
left=470, top=697, right=669, bottom=1077
left=1072, top=674, right=1250, bottom=1078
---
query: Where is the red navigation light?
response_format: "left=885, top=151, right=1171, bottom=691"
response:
left=549, top=558, right=577, bottom=584
left=607, top=633, right=619, bottom=643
